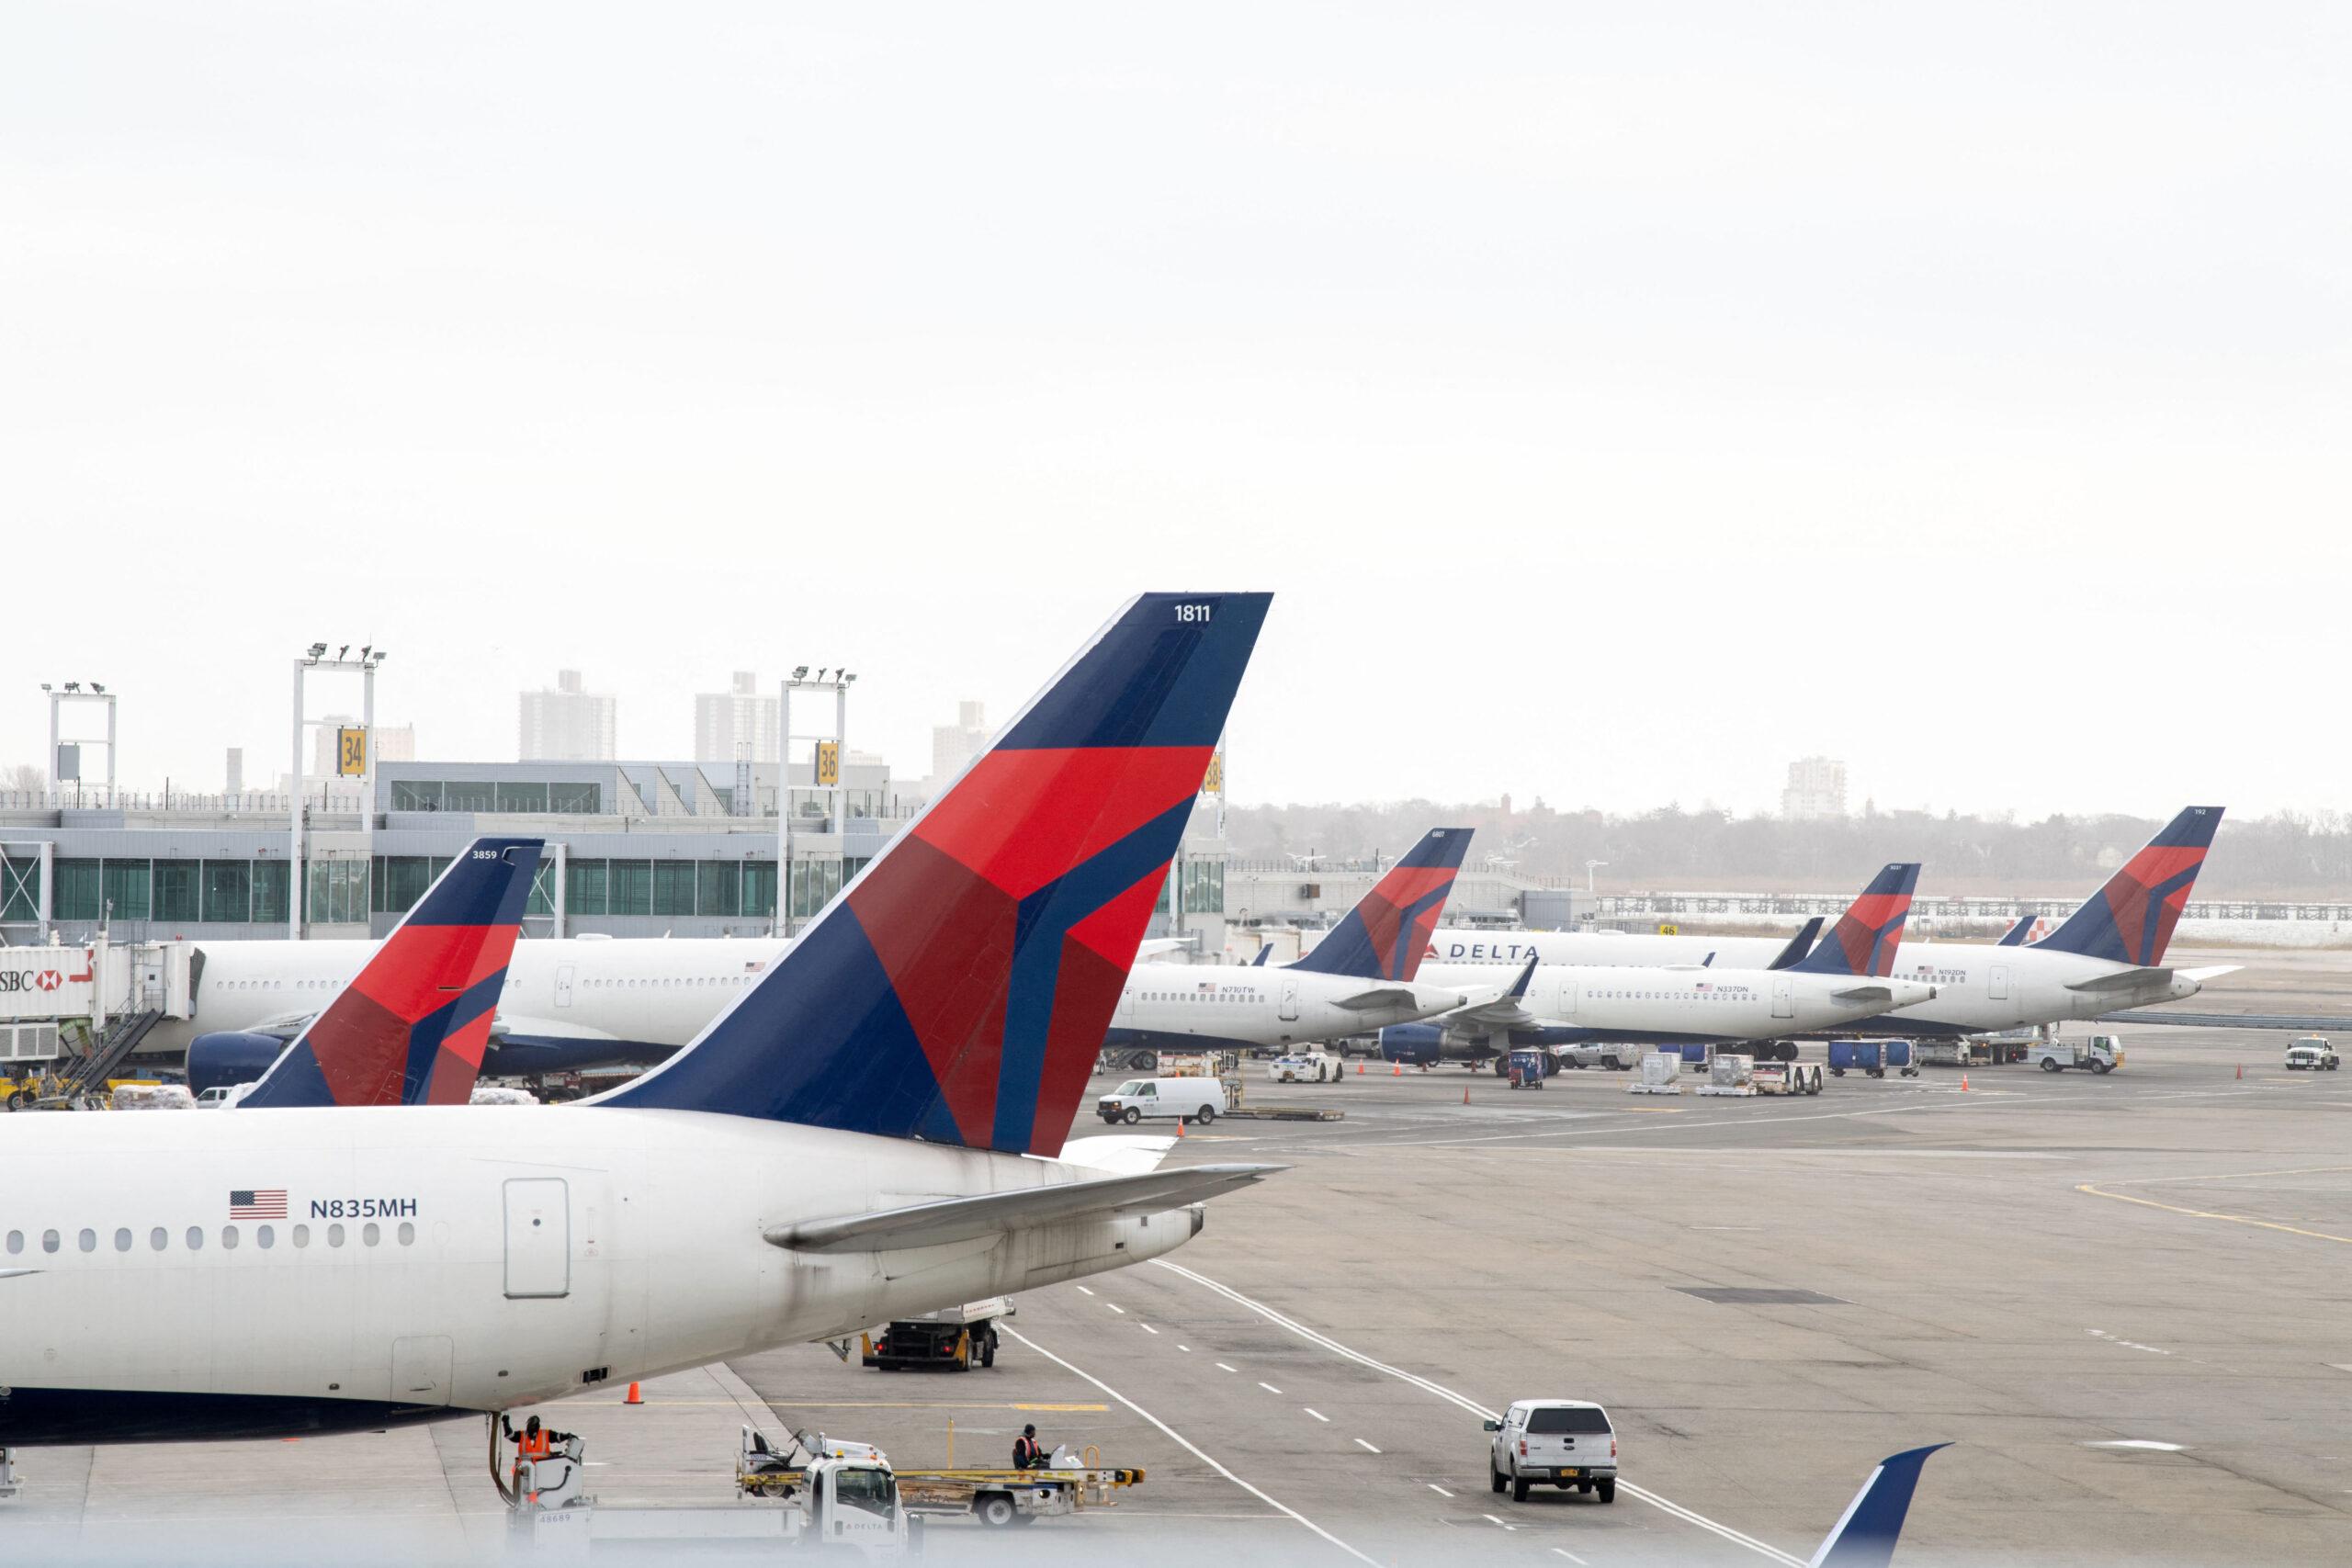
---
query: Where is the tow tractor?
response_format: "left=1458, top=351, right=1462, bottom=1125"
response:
left=862, top=1298, right=1012, bottom=1371
left=740, top=1427, right=1146, bottom=1528
left=1505, top=1046, right=1552, bottom=1089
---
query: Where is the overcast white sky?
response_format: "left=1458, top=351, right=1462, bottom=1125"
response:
left=4, top=5, right=2345, bottom=819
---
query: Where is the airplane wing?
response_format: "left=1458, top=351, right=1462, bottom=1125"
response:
left=764, top=1164, right=1284, bottom=1253
left=1810, top=1443, right=1948, bottom=1568
left=1134, top=939, right=1191, bottom=958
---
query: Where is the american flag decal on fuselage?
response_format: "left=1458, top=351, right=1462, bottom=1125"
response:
left=229, top=1189, right=288, bottom=1219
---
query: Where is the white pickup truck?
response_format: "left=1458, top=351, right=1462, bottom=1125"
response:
left=2286, top=1036, right=2340, bottom=1071
left=2030, top=1034, right=2122, bottom=1074
left=1487, top=1400, right=1618, bottom=1503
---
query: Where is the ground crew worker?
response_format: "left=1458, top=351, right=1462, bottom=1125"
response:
left=503, top=1413, right=554, bottom=1461
left=1012, top=1423, right=1046, bottom=1470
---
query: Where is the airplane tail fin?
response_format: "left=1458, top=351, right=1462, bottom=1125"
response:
left=2030, top=807, right=2223, bottom=965
left=1288, top=828, right=1473, bottom=981
left=1809, top=1443, right=1948, bottom=1568
left=240, top=838, right=543, bottom=1108
left=1767, top=916, right=1826, bottom=972
left=601, top=593, right=1272, bottom=1156
left=1789, top=864, right=1920, bottom=977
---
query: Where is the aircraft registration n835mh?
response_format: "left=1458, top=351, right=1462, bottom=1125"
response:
left=0, top=592, right=1278, bottom=1447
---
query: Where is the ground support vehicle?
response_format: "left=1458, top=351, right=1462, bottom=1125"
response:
left=2286, top=1036, right=2339, bottom=1071
left=1828, top=1039, right=1917, bottom=1078
left=1487, top=1400, right=1619, bottom=1504
left=740, top=1430, right=1144, bottom=1529
left=1095, top=1076, right=1227, bottom=1125
left=862, top=1300, right=1012, bottom=1371
left=0, top=1446, right=20, bottom=1500
left=509, top=1424, right=913, bottom=1557
left=1266, top=1051, right=1343, bottom=1084
left=2030, top=1035, right=2123, bottom=1074
left=1752, top=1062, right=1823, bottom=1095
left=1916, top=1039, right=1988, bottom=1068
left=1559, top=1043, right=1636, bottom=1070
left=1695, top=1053, right=1757, bottom=1097
left=1506, top=1047, right=1552, bottom=1089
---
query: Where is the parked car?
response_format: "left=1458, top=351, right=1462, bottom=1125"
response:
left=1266, top=1052, right=1342, bottom=1085
left=2286, top=1036, right=2340, bottom=1071
left=1096, top=1077, right=1228, bottom=1125
left=1487, top=1400, right=1618, bottom=1503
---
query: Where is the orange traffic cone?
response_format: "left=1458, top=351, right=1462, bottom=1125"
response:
left=1462, top=1087, right=1470, bottom=1105
left=1176, top=1119, right=1186, bottom=1138
left=625, top=1381, right=643, bottom=1405
left=2235, top=1061, right=2243, bottom=1080
left=1392, top=1062, right=1402, bottom=1077
left=1355, top=1061, right=1363, bottom=1075
left=1960, top=1074, right=1969, bottom=1092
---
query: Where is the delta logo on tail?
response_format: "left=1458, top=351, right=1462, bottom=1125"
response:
left=239, top=837, right=544, bottom=1108
left=1289, top=828, right=1472, bottom=983
left=2030, top=806, right=2223, bottom=967
left=607, top=592, right=1272, bottom=1156
left=1790, top=863, right=1922, bottom=978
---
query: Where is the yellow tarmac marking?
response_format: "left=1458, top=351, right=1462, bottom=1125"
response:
left=2077, top=1165, right=2352, bottom=1246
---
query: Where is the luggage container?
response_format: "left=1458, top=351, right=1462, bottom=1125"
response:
left=1826, top=1039, right=1917, bottom=1078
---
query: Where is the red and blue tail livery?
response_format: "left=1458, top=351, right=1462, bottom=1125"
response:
left=1290, top=828, right=1472, bottom=982
left=605, top=592, right=1272, bottom=1156
left=239, top=837, right=544, bottom=1109
left=1789, top=863, right=1921, bottom=978
left=2030, top=806, right=2222, bottom=966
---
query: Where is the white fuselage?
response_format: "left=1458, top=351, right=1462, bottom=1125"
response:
left=0, top=1107, right=1194, bottom=1426
left=1418, top=962, right=1939, bottom=1041
left=1107, top=968, right=1469, bottom=1050
left=1419, top=931, right=2205, bottom=1034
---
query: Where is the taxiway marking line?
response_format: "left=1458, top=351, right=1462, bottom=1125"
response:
left=2075, top=1182, right=2352, bottom=1245
left=1260, top=1382, right=1284, bottom=1394
left=1554, top=1550, right=1591, bottom=1564
left=1002, top=1326, right=1375, bottom=1566
left=1429, top=1483, right=1454, bottom=1497
left=1153, top=1260, right=1805, bottom=1566
left=1305, top=1407, right=1329, bottom=1422
left=1353, top=1438, right=1382, bottom=1453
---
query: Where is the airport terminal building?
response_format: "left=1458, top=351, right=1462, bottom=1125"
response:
left=0, top=758, right=1238, bottom=951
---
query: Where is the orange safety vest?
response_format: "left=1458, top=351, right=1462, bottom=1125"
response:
left=519, top=1430, right=552, bottom=1461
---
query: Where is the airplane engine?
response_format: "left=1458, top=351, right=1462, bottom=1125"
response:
left=185, top=1032, right=288, bottom=1096
left=1377, top=1023, right=1445, bottom=1066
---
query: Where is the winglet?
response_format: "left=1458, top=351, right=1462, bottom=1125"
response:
left=2030, top=807, right=2224, bottom=965
left=1253, top=945, right=1273, bottom=966
left=1767, top=916, right=1826, bottom=972
left=1809, top=1443, right=1948, bottom=1568
left=1790, top=865, right=1921, bottom=978
left=241, top=837, right=544, bottom=1108
left=1507, top=951, right=1539, bottom=1000
left=1996, top=914, right=2035, bottom=947
left=1288, top=828, right=1474, bottom=982
left=601, top=593, right=1272, bottom=1156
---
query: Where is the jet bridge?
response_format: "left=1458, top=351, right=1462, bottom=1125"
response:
left=0, top=938, right=195, bottom=1066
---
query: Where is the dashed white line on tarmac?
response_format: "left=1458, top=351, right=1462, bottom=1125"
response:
left=1484, top=1513, right=1515, bottom=1530
left=1429, top=1483, right=1453, bottom=1497
left=1139, top=1324, right=1159, bottom=1335
left=1354, top=1438, right=1382, bottom=1453
left=1001, top=1326, right=1374, bottom=1566
left=1554, top=1549, right=1590, bottom=1564
left=1108, top=1303, right=1126, bottom=1314
left=1305, top=1407, right=1329, bottom=1422
left=1177, top=1345, right=1192, bottom=1352
left=1076, top=1286, right=1095, bottom=1296
left=1260, top=1382, right=1283, bottom=1394
left=1156, top=1259, right=1804, bottom=1566
left=1216, top=1362, right=1237, bottom=1372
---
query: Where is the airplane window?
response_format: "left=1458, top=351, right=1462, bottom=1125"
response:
left=78, top=1228, right=96, bottom=1252
left=292, top=1224, right=311, bottom=1247
left=257, top=1225, right=276, bottom=1249
left=398, top=1221, right=415, bottom=1246
left=327, top=1224, right=345, bottom=1247
left=222, top=1225, right=241, bottom=1250
left=41, top=1230, right=60, bottom=1253
left=150, top=1227, right=167, bottom=1251
left=113, top=1228, right=131, bottom=1252
left=4, top=1231, right=19, bottom=1254
left=186, top=1226, right=204, bottom=1250
left=363, top=1222, right=380, bottom=1247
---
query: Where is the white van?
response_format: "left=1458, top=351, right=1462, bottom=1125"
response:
left=1487, top=1399, right=1618, bottom=1503
left=1096, top=1077, right=1227, bottom=1126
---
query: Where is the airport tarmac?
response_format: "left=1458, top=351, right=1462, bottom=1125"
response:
left=6, top=1007, right=2348, bottom=1564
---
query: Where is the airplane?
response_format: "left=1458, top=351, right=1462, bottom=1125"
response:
left=1385, top=863, right=1938, bottom=1066
left=0, top=590, right=1278, bottom=1446
left=1408, top=807, right=2233, bottom=1040
left=1810, top=1443, right=1946, bottom=1567
left=237, top=838, right=544, bottom=1108
left=1100, top=827, right=1486, bottom=1067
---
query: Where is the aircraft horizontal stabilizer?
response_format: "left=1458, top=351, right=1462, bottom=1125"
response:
left=764, top=1164, right=1285, bottom=1253
left=1830, top=984, right=1896, bottom=1004
left=2176, top=964, right=2241, bottom=982
left=1048, top=1134, right=1178, bottom=1177
left=2065, top=966, right=2174, bottom=993
left=1335, top=986, right=1422, bottom=1011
